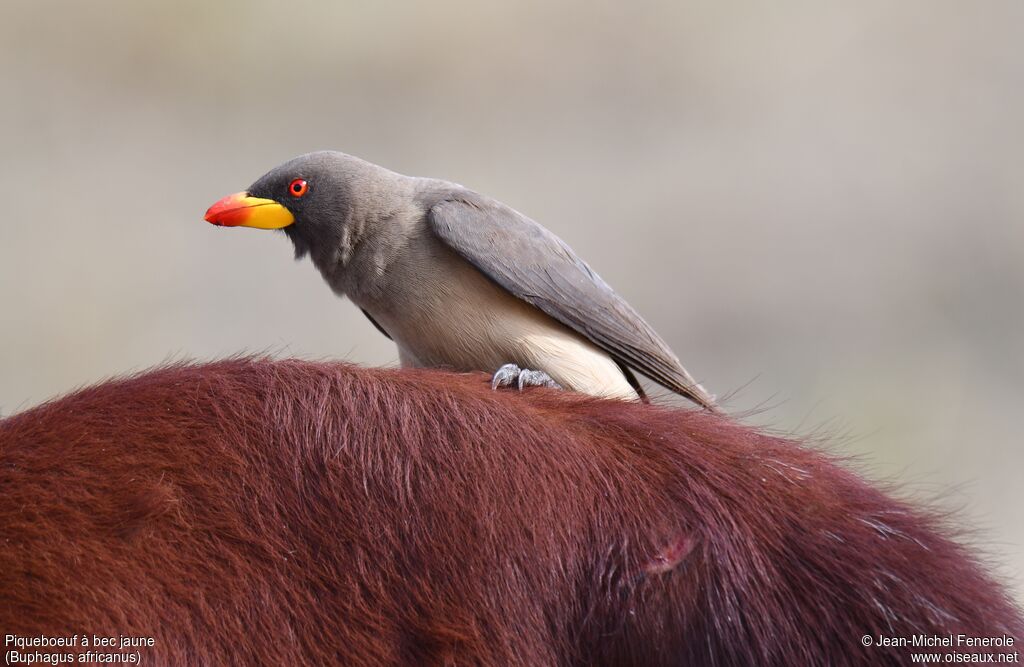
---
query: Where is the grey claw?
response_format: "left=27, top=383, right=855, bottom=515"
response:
left=491, top=363, right=521, bottom=390
left=492, top=363, right=561, bottom=392
left=517, top=369, right=561, bottom=391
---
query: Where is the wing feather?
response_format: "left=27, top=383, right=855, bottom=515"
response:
left=425, top=192, right=718, bottom=411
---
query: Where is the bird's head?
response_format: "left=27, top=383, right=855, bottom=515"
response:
left=204, top=151, right=354, bottom=260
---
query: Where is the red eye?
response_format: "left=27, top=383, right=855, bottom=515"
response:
left=288, top=179, right=308, bottom=197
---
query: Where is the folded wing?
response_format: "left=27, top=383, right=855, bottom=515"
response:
left=426, top=192, right=718, bottom=411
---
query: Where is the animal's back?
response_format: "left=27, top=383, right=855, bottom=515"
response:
left=0, top=358, right=1020, bottom=666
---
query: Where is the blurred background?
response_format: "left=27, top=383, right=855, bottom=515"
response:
left=1, top=1, right=1020, bottom=601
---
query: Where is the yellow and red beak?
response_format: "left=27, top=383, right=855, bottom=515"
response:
left=204, top=192, right=294, bottom=229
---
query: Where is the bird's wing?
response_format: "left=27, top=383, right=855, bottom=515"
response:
left=425, top=192, right=718, bottom=411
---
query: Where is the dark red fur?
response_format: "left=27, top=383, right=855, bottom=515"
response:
left=1, top=358, right=1020, bottom=665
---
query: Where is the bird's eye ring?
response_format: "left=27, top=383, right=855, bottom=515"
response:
left=289, top=179, right=308, bottom=197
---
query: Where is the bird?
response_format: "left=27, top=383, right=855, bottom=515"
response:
left=204, top=151, right=719, bottom=410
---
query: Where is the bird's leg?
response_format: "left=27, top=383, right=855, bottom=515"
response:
left=491, top=364, right=562, bottom=392
left=517, top=369, right=561, bottom=390
left=490, top=363, right=521, bottom=390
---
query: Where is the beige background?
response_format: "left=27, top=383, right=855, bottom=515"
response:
left=1, top=1, right=1021, bottom=603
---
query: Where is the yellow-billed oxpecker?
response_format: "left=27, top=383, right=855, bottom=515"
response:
left=205, top=151, right=719, bottom=410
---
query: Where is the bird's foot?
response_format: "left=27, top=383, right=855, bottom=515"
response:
left=490, top=364, right=562, bottom=392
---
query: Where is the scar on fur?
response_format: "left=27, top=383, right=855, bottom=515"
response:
left=645, top=533, right=697, bottom=575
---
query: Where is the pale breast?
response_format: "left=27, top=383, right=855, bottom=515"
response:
left=363, top=235, right=638, bottom=400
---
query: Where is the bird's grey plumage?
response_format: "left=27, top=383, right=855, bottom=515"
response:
left=223, top=151, right=718, bottom=410
left=422, top=190, right=718, bottom=411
